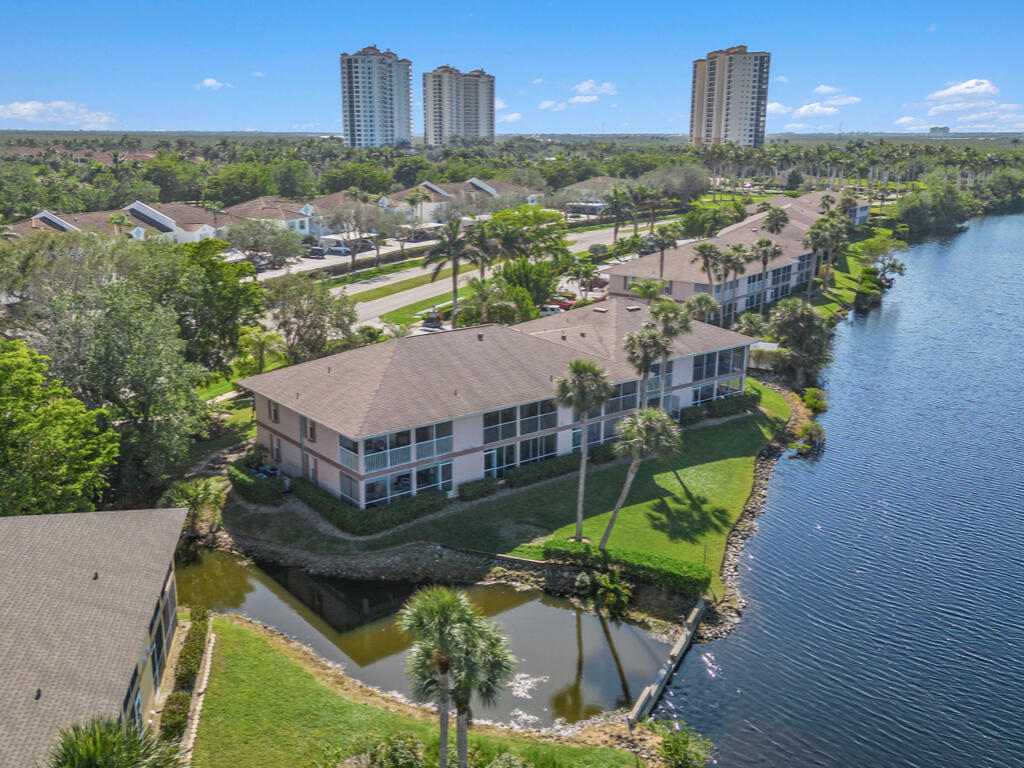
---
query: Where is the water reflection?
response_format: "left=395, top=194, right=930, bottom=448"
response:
left=176, top=549, right=668, bottom=724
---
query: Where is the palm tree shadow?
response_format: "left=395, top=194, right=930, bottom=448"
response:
left=645, top=486, right=731, bottom=543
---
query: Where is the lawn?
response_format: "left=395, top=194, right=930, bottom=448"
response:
left=186, top=396, right=257, bottom=467
left=224, top=381, right=790, bottom=599
left=197, top=358, right=286, bottom=401
left=379, top=285, right=471, bottom=326
left=191, top=618, right=640, bottom=768
left=351, top=264, right=455, bottom=305
left=321, top=257, right=425, bottom=290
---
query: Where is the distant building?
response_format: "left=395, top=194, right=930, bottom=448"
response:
left=929, top=126, right=950, bottom=136
left=379, top=178, right=542, bottom=222
left=423, top=66, right=495, bottom=146
left=339, top=45, right=413, bottom=148
left=690, top=45, right=770, bottom=147
left=0, top=508, right=187, bottom=768
left=4, top=200, right=240, bottom=243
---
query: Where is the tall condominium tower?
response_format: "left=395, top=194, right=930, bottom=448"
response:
left=689, top=45, right=770, bottom=147
left=339, top=45, right=412, bottom=148
left=423, top=66, right=495, bottom=147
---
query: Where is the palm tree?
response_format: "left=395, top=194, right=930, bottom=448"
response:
left=404, top=189, right=432, bottom=222
left=649, top=299, right=692, bottom=409
left=624, top=325, right=670, bottom=404
left=691, top=242, right=722, bottom=307
left=48, top=718, right=182, bottom=768
left=399, top=587, right=479, bottom=768
left=567, top=257, right=599, bottom=300
left=456, top=277, right=514, bottom=325
left=107, top=212, right=130, bottom=237
left=554, top=359, right=613, bottom=542
left=749, top=237, right=783, bottom=314
left=628, top=277, right=666, bottom=306
left=820, top=192, right=836, bottom=212
left=602, top=187, right=633, bottom=243
left=449, top=621, right=516, bottom=768
left=425, top=219, right=480, bottom=322
left=649, top=226, right=678, bottom=281
left=763, top=206, right=789, bottom=235
left=598, top=408, right=682, bottom=550
left=732, top=311, right=768, bottom=338
left=468, top=226, right=501, bottom=278
left=383, top=321, right=413, bottom=338
left=685, top=293, right=719, bottom=323
left=160, top=477, right=226, bottom=537
left=237, top=325, right=284, bottom=375
left=699, top=206, right=729, bottom=237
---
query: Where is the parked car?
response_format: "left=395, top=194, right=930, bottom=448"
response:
left=540, top=304, right=564, bottom=316
left=553, top=299, right=577, bottom=310
left=305, top=247, right=325, bottom=259
left=326, top=245, right=350, bottom=256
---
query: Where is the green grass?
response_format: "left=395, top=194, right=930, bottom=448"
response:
left=191, top=618, right=639, bottom=768
left=321, top=257, right=426, bottom=290
left=185, top=397, right=257, bottom=467
left=224, top=381, right=789, bottom=598
left=350, top=265, right=455, bottom=304
left=197, top=357, right=286, bottom=401
left=379, top=285, right=472, bottom=326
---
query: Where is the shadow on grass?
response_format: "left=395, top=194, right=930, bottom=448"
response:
left=645, top=490, right=731, bottom=544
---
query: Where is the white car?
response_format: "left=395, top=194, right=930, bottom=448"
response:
left=540, top=305, right=564, bottom=316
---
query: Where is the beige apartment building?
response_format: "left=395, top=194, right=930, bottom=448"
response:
left=423, top=65, right=495, bottom=146
left=340, top=45, right=413, bottom=148
left=690, top=45, right=770, bottom=147
left=238, top=299, right=753, bottom=509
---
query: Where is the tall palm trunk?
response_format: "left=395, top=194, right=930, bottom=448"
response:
left=450, top=261, right=459, bottom=320
left=759, top=259, right=769, bottom=315
left=657, top=352, right=670, bottom=409
left=659, top=248, right=665, bottom=280
left=456, top=708, right=469, bottom=768
left=599, top=458, right=641, bottom=550
left=613, top=220, right=620, bottom=243
left=575, top=420, right=589, bottom=542
left=439, top=670, right=451, bottom=768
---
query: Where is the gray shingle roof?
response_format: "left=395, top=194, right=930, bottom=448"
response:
left=0, top=508, right=186, bottom=768
left=238, top=299, right=753, bottom=439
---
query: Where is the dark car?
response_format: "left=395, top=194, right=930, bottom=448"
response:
left=305, top=247, right=326, bottom=259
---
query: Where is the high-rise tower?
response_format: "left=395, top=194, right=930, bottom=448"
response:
left=339, top=45, right=413, bottom=148
left=690, top=45, right=770, bottom=147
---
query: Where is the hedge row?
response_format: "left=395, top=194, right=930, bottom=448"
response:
left=174, top=606, right=209, bottom=691
left=678, top=405, right=705, bottom=426
left=158, top=690, right=191, bottom=741
left=457, top=477, right=497, bottom=501
left=709, top=392, right=761, bottom=418
left=227, top=463, right=286, bottom=506
left=504, top=454, right=579, bottom=488
left=541, top=541, right=711, bottom=597
left=292, top=477, right=446, bottom=535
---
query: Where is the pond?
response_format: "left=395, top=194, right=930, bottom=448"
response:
left=176, top=548, right=670, bottom=727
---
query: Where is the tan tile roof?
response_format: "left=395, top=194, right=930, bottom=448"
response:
left=4, top=202, right=236, bottom=238
left=238, top=300, right=753, bottom=439
left=385, top=178, right=541, bottom=206
left=0, top=508, right=187, bottom=768
left=224, top=196, right=312, bottom=221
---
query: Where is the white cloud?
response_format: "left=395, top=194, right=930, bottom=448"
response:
left=825, top=95, right=861, bottom=106
left=571, top=79, right=617, bottom=96
left=569, top=94, right=598, bottom=104
left=495, top=97, right=508, bottom=110
left=927, top=99, right=996, bottom=116
left=766, top=102, right=791, bottom=117
left=532, top=78, right=543, bottom=85
left=195, top=77, right=233, bottom=90
left=813, top=84, right=841, bottom=95
left=784, top=123, right=812, bottom=131
left=0, top=100, right=115, bottom=129
left=893, top=116, right=925, bottom=126
left=251, top=71, right=264, bottom=77
left=774, top=75, right=789, bottom=83
left=552, top=103, right=567, bottom=112
left=792, top=102, right=839, bottom=118
left=538, top=100, right=556, bottom=110
left=928, top=78, right=998, bottom=101
left=497, top=112, right=522, bottom=123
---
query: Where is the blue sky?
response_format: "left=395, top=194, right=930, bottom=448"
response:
left=1, top=0, right=1022, bottom=135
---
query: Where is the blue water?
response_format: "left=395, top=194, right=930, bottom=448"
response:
left=654, top=215, right=1024, bottom=767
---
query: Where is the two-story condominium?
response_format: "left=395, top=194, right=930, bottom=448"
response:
left=607, top=191, right=869, bottom=320
left=379, top=178, right=543, bottom=222
left=224, top=196, right=321, bottom=239
left=238, top=298, right=753, bottom=510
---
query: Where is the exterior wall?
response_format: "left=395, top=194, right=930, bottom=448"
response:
left=122, top=565, right=178, bottom=727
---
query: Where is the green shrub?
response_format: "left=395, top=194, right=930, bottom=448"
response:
left=801, top=387, right=828, bottom=413
left=174, top=605, right=210, bottom=691
left=458, top=477, right=498, bottom=501
left=293, top=477, right=446, bottom=535
left=589, top=442, right=617, bottom=464
left=708, top=392, right=759, bottom=418
left=504, top=454, right=579, bottom=488
left=370, top=731, right=426, bottom=768
left=655, top=722, right=714, bottom=768
left=678, top=405, right=705, bottom=426
left=158, top=690, right=191, bottom=740
left=542, top=541, right=711, bottom=597
left=227, top=463, right=285, bottom=506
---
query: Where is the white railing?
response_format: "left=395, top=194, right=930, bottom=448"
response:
left=364, top=446, right=412, bottom=473
left=338, top=447, right=359, bottom=471
left=416, top=436, right=453, bottom=460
